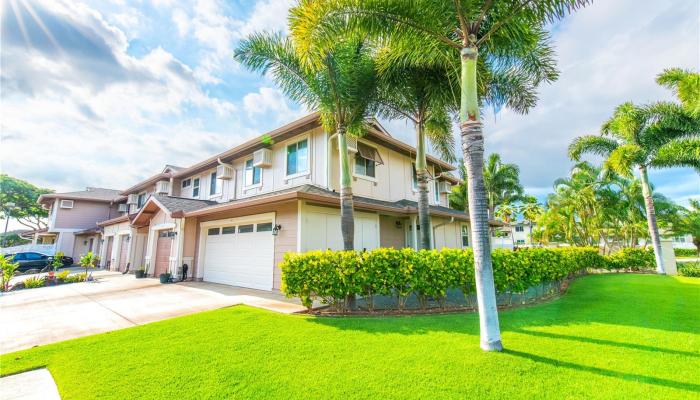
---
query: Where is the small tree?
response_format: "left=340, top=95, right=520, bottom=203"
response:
left=52, top=251, right=65, bottom=272
left=1, top=256, right=19, bottom=291
left=79, top=251, right=99, bottom=278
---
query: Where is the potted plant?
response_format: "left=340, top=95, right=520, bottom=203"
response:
left=134, top=267, right=146, bottom=279
left=159, top=273, right=171, bottom=284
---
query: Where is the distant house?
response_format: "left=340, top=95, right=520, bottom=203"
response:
left=35, top=187, right=124, bottom=258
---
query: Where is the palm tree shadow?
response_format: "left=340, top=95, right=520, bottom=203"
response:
left=513, top=329, right=699, bottom=358
left=504, top=349, right=700, bottom=393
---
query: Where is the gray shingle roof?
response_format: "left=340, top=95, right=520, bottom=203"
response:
left=39, top=187, right=123, bottom=203
left=151, top=194, right=218, bottom=213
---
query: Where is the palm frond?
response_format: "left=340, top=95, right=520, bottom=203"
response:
left=602, top=144, right=645, bottom=178
left=650, top=137, right=700, bottom=173
left=568, top=135, right=619, bottom=161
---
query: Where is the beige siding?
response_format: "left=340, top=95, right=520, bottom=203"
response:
left=54, top=200, right=113, bottom=230
left=379, top=215, right=407, bottom=249
left=433, top=218, right=468, bottom=249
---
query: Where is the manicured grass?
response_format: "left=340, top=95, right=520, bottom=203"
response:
left=2, top=275, right=699, bottom=399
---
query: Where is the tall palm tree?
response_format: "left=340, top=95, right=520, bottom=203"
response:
left=234, top=33, right=377, bottom=251
left=375, top=60, right=457, bottom=249
left=483, top=154, right=525, bottom=217
left=290, top=0, right=588, bottom=352
left=657, top=68, right=700, bottom=116
left=569, top=98, right=700, bottom=273
left=448, top=153, right=524, bottom=217
left=519, top=197, right=543, bottom=245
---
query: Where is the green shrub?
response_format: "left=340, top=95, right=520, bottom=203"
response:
left=604, top=248, right=655, bottom=271
left=675, top=248, right=698, bottom=257
left=64, top=273, right=87, bottom=283
left=56, top=270, right=70, bottom=281
left=23, top=276, right=46, bottom=289
left=281, top=247, right=606, bottom=309
left=678, top=262, right=700, bottom=277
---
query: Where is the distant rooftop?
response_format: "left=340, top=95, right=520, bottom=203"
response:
left=38, top=187, right=124, bottom=204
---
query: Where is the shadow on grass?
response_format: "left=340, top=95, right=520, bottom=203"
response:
left=504, top=349, right=700, bottom=393
left=514, top=329, right=700, bottom=358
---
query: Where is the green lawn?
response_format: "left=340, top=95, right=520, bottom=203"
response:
left=2, top=275, right=699, bottom=399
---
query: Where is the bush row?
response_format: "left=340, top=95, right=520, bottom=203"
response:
left=280, top=247, right=655, bottom=310
left=675, top=248, right=699, bottom=257
left=678, top=262, right=700, bottom=277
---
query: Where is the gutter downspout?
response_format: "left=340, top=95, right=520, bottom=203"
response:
left=431, top=217, right=455, bottom=249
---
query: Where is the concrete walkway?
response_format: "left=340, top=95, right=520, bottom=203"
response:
left=1, top=271, right=307, bottom=354
left=0, top=369, right=60, bottom=400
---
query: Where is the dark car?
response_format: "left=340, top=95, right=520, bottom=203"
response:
left=4, top=252, right=74, bottom=272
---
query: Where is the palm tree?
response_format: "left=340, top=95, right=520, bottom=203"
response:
left=375, top=60, right=457, bottom=249
left=234, top=33, right=377, bottom=251
left=519, top=197, right=543, bottom=245
left=670, top=199, right=700, bottom=255
left=494, top=202, right=516, bottom=244
left=657, top=68, right=700, bottom=116
left=484, top=154, right=525, bottom=218
left=569, top=98, right=700, bottom=273
left=290, top=0, right=588, bottom=352
left=448, top=154, right=524, bottom=217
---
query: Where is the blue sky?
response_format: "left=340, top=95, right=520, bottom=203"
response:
left=1, top=0, right=698, bottom=220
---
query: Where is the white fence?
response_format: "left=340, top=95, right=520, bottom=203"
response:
left=0, top=244, right=56, bottom=255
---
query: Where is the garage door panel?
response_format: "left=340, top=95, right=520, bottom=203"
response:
left=202, top=221, right=274, bottom=290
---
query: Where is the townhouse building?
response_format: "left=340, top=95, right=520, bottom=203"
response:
left=97, top=113, right=496, bottom=291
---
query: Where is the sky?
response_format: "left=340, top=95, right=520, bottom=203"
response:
left=1, top=0, right=699, bottom=231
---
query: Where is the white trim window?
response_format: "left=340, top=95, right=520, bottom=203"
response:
left=209, top=171, right=221, bottom=197
left=433, top=180, right=440, bottom=204
left=411, top=163, right=418, bottom=191
left=137, top=192, right=146, bottom=208
left=515, top=225, right=525, bottom=232
left=181, top=179, right=191, bottom=188
left=353, top=142, right=383, bottom=179
left=245, top=159, right=262, bottom=187
left=192, top=178, right=200, bottom=198
left=59, top=199, right=74, bottom=209
left=286, top=138, right=309, bottom=177
left=461, top=225, right=470, bottom=247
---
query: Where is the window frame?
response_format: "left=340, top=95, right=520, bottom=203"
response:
left=59, top=199, right=74, bottom=209
left=353, top=152, right=377, bottom=180
left=461, top=225, right=470, bottom=248
left=244, top=158, right=262, bottom=188
left=285, top=137, right=310, bottom=178
left=181, top=178, right=191, bottom=188
left=411, top=163, right=418, bottom=191
left=515, top=226, right=525, bottom=232
left=136, top=192, right=146, bottom=208
left=433, top=180, right=440, bottom=204
left=209, top=171, right=221, bottom=197
left=192, top=178, right=200, bottom=198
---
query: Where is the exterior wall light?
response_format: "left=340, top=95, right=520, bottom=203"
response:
left=272, top=224, right=282, bottom=236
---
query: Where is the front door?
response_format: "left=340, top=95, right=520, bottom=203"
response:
left=154, top=231, right=172, bottom=277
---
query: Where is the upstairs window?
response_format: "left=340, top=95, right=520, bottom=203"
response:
left=461, top=225, right=470, bottom=247
left=192, top=178, right=200, bottom=198
left=181, top=179, right=191, bottom=188
left=515, top=226, right=525, bottom=232
left=286, top=139, right=309, bottom=176
left=245, top=159, right=261, bottom=186
left=434, top=181, right=440, bottom=204
left=411, top=163, right=418, bottom=190
left=354, top=143, right=383, bottom=178
left=209, top=172, right=220, bottom=196
left=59, top=199, right=74, bottom=209
left=137, top=193, right=146, bottom=208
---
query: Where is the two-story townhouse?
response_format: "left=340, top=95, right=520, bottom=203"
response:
left=99, top=113, right=499, bottom=291
left=35, top=188, right=124, bottom=259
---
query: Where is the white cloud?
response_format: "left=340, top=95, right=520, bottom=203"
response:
left=243, top=87, right=303, bottom=123
left=171, top=8, right=190, bottom=37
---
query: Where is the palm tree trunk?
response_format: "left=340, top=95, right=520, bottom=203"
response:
left=639, top=165, right=665, bottom=274
left=460, top=46, right=502, bottom=351
left=415, top=121, right=431, bottom=249
left=338, top=128, right=355, bottom=251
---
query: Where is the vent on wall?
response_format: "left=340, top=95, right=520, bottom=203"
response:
left=155, top=180, right=170, bottom=194
left=59, top=199, right=74, bottom=209
left=346, top=136, right=358, bottom=153
left=217, top=164, right=234, bottom=180
left=127, top=194, right=138, bottom=204
left=252, top=148, right=273, bottom=167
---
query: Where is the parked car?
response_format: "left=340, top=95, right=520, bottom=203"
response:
left=3, top=252, right=74, bottom=272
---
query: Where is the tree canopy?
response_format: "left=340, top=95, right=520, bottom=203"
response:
left=0, top=174, right=52, bottom=231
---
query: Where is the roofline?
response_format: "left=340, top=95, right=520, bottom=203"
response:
left=173, top=113, right=322, bottom=179
left=172, top=113, right=457, bottom=179
left=38, top=193, right=123, bottom=204
left=119, top=172, right=172, bottom=195
left=97, top=214, right=130, bottom=227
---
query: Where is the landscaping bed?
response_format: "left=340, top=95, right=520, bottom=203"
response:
left=1, top=274, right=697, bottom=399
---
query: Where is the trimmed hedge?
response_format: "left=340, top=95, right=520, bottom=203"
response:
left=281, top=247, right=655, bottom=311
left=678, top=262, right=700, bottom=277
left=675, top=248, right=699, bottom=257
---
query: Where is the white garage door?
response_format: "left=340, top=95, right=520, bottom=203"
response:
left=202, top=219, right=274, bottom=290
left=303, top=206, right=379, bottom=252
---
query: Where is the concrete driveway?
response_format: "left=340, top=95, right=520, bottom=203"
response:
left=0, top=270, right=307, bottom=354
